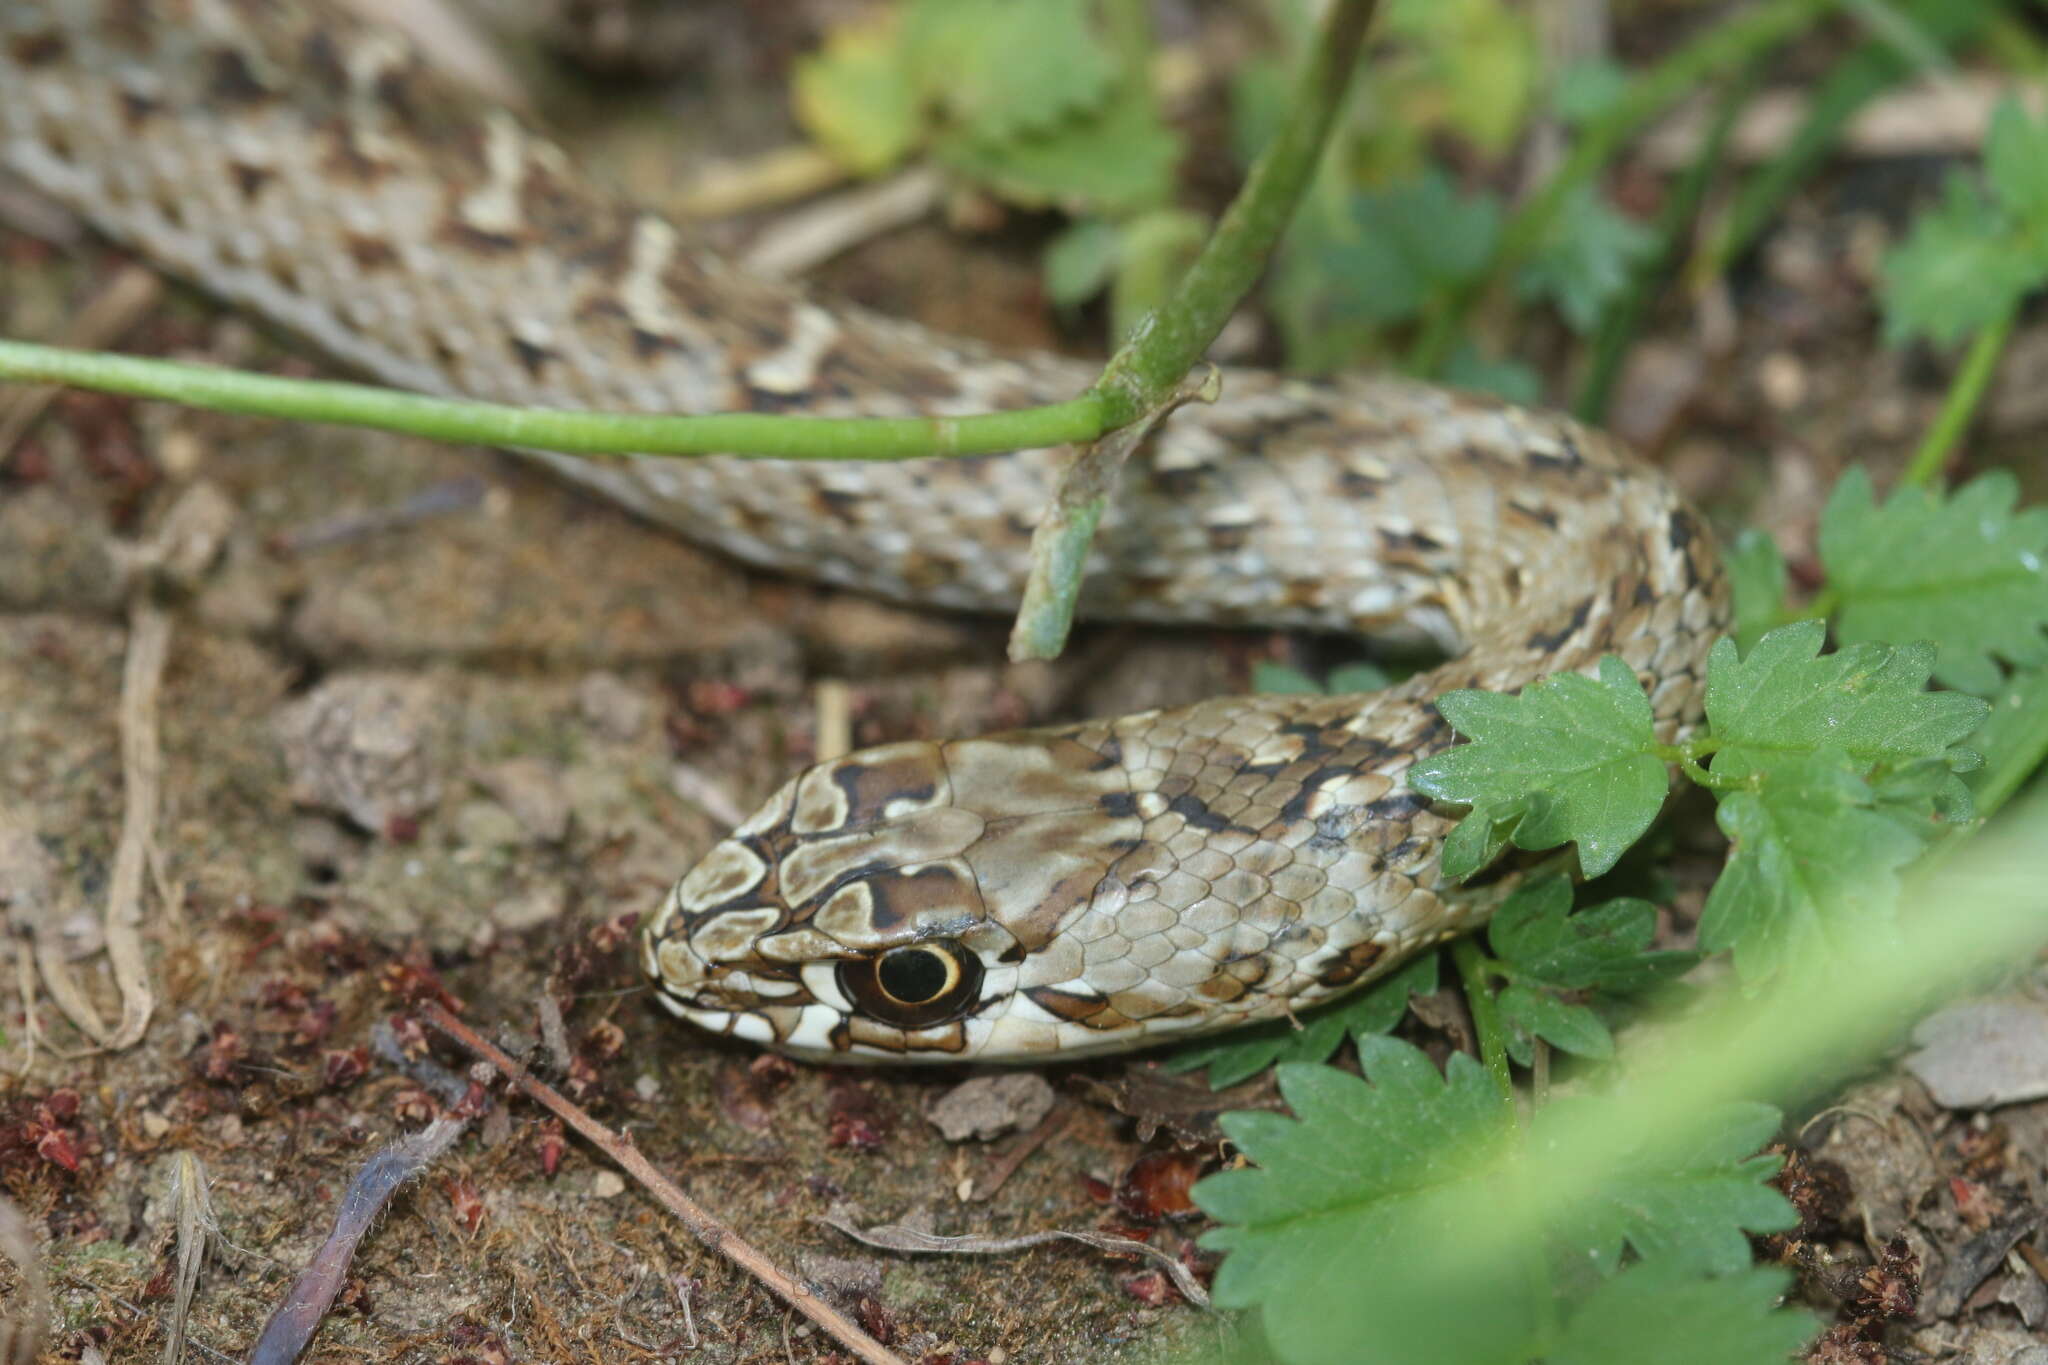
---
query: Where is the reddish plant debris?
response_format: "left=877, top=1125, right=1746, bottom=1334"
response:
left=714, top=1062, right=780, bottom=1135
left=1806, top=1324, right=1884, bottom=1365
left=1120, top=1269, right=1176, bottom=1306
left=322, top=1047, right=371, bottom=1090
left=446, top=1178, right=486, bottom=1235
left=198, top=1023, right=249, bottom=1082
left=1949, top=1176, right=2002, bottom=1232
left=562, top=1053, right=602, bottom=1104
left=686, top=679, right=752, bottom=716
left=580, top=1018, right=626, bottom=1062
left=826, top=1082, right=887, bottom=1152
left=536, top=1118, right=567, bottom=1178
left=379, top=961, right=461, bottom=1013
left=1767, top=1144, right=1850, bottom=1235
left=383, top=813, right=422, bottom=843
left=387, top=1012, right=431, bottom=1059
left=1080, top=1174, right=1114, bottom=1205
left=1856, top=1238, right=1918, bottom=1321
left=443, top=1319, right=512, bottom=1365
left=1114, top=1150, right=1207, bottom=1223
left=855, top=1294, right=896, bottom=1345
left=391, top=1085, right=437, bottom=1125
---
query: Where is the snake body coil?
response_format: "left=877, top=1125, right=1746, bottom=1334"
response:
left=1, top=0, right=1728, bottom=1061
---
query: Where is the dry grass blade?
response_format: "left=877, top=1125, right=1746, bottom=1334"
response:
left=102, top=599, right=169, bottom=1048
left=817, top=1212, right=1210, bottom=1307
left=0, top=262, right=158, bottom=467
left=0, top=1193, right=49, bottom=1363
left=161, top=1152, right=219, bottom=1365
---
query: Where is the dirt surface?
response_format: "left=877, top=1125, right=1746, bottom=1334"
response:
left=3, top=3, right=2048, bottom=1363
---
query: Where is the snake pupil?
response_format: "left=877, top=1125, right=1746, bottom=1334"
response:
left=836, top=937, right=983, bottom=1029
left=877, top=946, right=950, bottom=1003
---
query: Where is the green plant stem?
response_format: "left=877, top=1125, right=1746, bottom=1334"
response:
left=1452, top=938, right=1514, bottom=1104
left=0, top=340, right=1107, bottom=461
left=1576, top=64, right=1761, bottom=424
left=1899, top=308, right=2016, bottom=489
left=1091, top=0, right=1379, bottom=425
left=1409, top=0, right=1832, bottom=377
left=1690, top=0, right=1992, bottom=287
left=1009, top=0, right=1380, bottom=660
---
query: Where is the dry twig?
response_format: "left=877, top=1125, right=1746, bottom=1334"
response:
left=418, top=1002, right=909, bottom=1365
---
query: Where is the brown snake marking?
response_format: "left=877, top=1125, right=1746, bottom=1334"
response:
left=2, top=0, right=1729, bottom=1062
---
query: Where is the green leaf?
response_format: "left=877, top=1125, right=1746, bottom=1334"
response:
left=1516, top=185, right=1658, bottom=333
left=1698, top=752, right=1921, bottom=980
left=792, top=16, right=921, bottom=175
left=1251, top=659, right=1393, bottom=697
left=1489, top=877, right=1695, bottom=994
left=1724, top=528, right=1788, bottom=653
left=1442, top=342, right=1542, bottom=405
left=937, top=81, right=1179, bottom=214
left=902, top=0, right=1117, bottom=144
left=1163, top=952, right=1439, bottom=1089
left=1548, top=1263, right=1816, bottom=1365
left=1964, top=664, right=2048, bottom=809
left=1551, top=59, right=1630, bottom=126
left=1879, top=170, right=2042, bottom=347
left=1499, top=984, right=1613, bottom=1064
left=1042, top=217, right=1121, bottom=312
left=1412, top=655, right=1668, bottom=879
left=1535, top=1099, right=1795, bottom=1276
left=1820, top=467, right=2048, bottom=697
left=1198, top=1044, right=1533, bottom=1365
left=1703, top=621, right=1991, bottom=772
left=1985, top=97, right=2048, bottom=225
left=1329, top=660, right=1395, bottom=693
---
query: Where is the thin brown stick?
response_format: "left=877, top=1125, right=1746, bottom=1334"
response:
left=418, top=1002, right=908, bottom=1365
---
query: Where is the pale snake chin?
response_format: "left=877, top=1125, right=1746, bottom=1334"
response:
left=0, top=0, right=1728, bottom=1062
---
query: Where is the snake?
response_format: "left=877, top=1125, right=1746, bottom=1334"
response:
left=2, top=0, right=1728, bottom=1064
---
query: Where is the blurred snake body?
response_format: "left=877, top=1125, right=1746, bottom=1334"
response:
left=2, top=0, right=1728, bottom=1062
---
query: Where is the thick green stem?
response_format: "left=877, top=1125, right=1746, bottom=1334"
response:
left=1410, top=0, right=1832, bottom=376
left=0, top=340, right=1107, bottom=461
left=1090, top=0, right=1380, bottom=425
left=1010, top=0, right=1380, bottom=660
left=1452, top=938, right=1514, bottom=1105
left=1899, top=309, right=2015, bottom=490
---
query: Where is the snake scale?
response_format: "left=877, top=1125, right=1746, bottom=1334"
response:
left=2, top=0, right=1728, bottom=1062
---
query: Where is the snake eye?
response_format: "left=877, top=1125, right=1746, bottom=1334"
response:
left=836, top=938, right=983, bottom=1029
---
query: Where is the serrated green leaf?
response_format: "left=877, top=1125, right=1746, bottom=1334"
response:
left=937, top=81, right=1178, bottom=214
left=1413, top=656, right=1668, bottom=879
left=1549, top=1263, right=1816, bottom=1365
left=1725, top=528, right=1788, bottom=653
left=1198, top=1044, right=1533, bottom=1365
left=1440, top=802, right=1515, bottom=882
left=1820, top=467, right=2048, bottom=697
left=1163, top=952, right=1439, bottom=1089
left=1383, top=0, right=1537, bottom=154
left=1698, top=752, right=1920, bottom=980
left=1879, top=170, right=2043, bottom=347
left=791, top=16, right=921, bottom=175
left=1965, top=664, right=2048, bottom=809
left=1517, top=185, right=1659, bottom=333
left=1703, top=621, right=1991, bottom=772
left=1489, top=877, right=1696, bottom=993
left=1536, top=1099, right=1795, bottom=1275
left=1500, top=984, right=1613, bottom=1064
left=902, top=0, right=1117, bottom=144
left=1986, top=97, right=2048, bottom=225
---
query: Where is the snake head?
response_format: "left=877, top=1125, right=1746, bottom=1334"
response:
left=643, top=732, right=1145, bottom=1062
